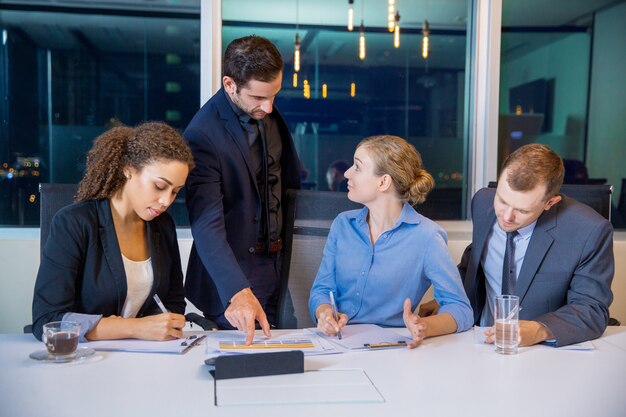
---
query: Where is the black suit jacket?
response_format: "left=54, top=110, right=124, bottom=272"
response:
left=183, top=88, right=301, bottom=317
left=459, top=188, right=614, bottom=346
left=32, top=199, right=186, bottom=340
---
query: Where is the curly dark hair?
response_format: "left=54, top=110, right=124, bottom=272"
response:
left=75, top=121, right=194, bottom=201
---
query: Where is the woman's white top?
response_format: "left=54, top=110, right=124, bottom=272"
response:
left=120, top=254, right=154, bottom=318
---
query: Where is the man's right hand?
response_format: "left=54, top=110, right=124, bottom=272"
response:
left=224, top=288, right=271, bottom=345
left=418, top=299, right=440, bottom=317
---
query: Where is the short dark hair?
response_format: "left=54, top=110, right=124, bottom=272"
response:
left=223, top=35, right=284, bottom=89
left=501, top=144, right=564, bottom=199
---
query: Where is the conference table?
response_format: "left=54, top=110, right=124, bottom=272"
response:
left=1, top=327, right=625, bottom=417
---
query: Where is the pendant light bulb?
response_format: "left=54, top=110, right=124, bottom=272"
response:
left=394, top=11, right=400, bottom=48
left=388, top=0, right=395, bottom=32
left=294, top=33, right=301, bottom=72
left=348, top=0, right=354, bottom=31
left=422, top=20, right=430, bottom=59
left=303, top=79, right=310, bottom=99
left=359, top=21, right=366, bottom=61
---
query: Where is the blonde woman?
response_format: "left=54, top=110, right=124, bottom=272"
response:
left=309, top=135, right=472, bottom=348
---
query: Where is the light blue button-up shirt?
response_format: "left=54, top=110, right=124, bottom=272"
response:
left=309, top=203, right=473, bottom=332
left=479, top=220, right=536, bottom=326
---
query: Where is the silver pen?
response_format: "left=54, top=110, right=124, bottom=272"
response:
left=153, top=294, right=168, bottom=313
left=329, top=291, right=343, bottom=340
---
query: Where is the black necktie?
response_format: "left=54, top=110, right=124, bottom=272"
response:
left=245, top=118, right=259, bottom=146
left=501, top=231, right=518, bottom=295
left=248, top=119, right=271, bottom=254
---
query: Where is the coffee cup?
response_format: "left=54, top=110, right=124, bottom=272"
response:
left=42, top=321, right=80, bottom=358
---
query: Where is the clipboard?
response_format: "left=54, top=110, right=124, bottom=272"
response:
left=314, top=324, right=411, bottom=350
left=84, top=334, right=206, bottom=354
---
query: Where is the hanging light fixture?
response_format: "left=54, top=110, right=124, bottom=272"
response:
left=359, top=20, right=366, bottom=60
left=294, top=33, right=301, bottom=72
left=293, top=72, right=298, bottom=88
left=348, top=0, right=354, bottom=31
left=388, top=0, right=395, bottom=32
left=294, top=0, right=301, bottom=72
left=394, top=11, right=400, bottom=48
left=422, top=20, right=430, bottom=59
left=322, top=83, right=328, bottom=99
left=303, top=79, right=311, bottom=99
left=350, top=82, right=356, bottom=98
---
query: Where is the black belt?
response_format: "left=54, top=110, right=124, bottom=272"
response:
left=254, top=238, right=283, bottom=254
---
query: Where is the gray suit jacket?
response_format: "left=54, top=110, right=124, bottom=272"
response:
left=459, top=188, right=614, bottom=346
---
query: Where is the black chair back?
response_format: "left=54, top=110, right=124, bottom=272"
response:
left=276, top=190, right=362, bottom=329
left=487, top=182, right=612, bottom=220
left=39, top=183, right=78, bottom=258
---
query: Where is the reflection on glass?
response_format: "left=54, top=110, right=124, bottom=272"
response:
left=0, top=4, right=200, bottom=226
left=222, top=0, right=469, bottom=220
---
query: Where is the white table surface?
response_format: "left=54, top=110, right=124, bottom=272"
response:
left=1, top=327, right=625, bottom=417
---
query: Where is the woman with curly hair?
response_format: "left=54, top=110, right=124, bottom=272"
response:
left=32, top=121, right=194, bottom=341
left=309, top=135, right=473, bottom=348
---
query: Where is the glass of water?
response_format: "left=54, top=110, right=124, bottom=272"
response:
left=494, top=295, right=520, bottom=355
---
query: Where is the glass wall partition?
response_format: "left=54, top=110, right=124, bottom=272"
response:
left=222, top=0, right=471, bottom=220
left=0, top=1, right=200, bottom=226
left=499, top=0, right=626, bottom=229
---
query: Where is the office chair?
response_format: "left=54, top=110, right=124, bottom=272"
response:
left=39, top=183, right=79, bottom=258
left=25, top=183, right=80, bottom=333
left=276, top=190, right=362, bottom=329
left=617, top=178, right=626, bottom=224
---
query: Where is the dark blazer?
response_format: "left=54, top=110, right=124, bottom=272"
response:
left=459, top=188, right=614, bottom=346
left=32, top=199, right=186, bottom=340
left=183, top=88, right=301, bottom=317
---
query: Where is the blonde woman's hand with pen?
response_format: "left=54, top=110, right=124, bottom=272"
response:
left=315, top=304, right=348, bottom=336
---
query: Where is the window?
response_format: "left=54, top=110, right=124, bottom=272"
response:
left=0, top=1, right=200, bottom=225
left=222, top=0, right=471, bottom=220
left=499, top=0, right=626, bottom=229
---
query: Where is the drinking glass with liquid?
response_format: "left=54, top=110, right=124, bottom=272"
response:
left=42, top=321, right=80, bottom=359
left=494, top=295, right=520, bottom=355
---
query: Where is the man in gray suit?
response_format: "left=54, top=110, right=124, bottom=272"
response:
left=421, top=144, right=614, bottom=347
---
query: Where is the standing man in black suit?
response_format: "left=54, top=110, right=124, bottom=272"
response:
left=184, top=36, right=301, bottom=344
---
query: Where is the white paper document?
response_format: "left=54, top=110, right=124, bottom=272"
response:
left=215, top=368, right=384, bottom=406
left=205, top=330, right=341, bottom=356
left=84, top=334, right=206, bottom=354
left=310, top=324, right=411, bottom=350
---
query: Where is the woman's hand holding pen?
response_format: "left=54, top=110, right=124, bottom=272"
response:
left=84, top=313, right=185, bottom=341
left=131, top=313, right=186, bottom=340
left=403, top=298, right=427, bottom=349
left=315, top=304, right=348, bottom=337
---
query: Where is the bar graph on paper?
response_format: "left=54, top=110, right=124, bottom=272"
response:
left=219, top=338, right=315, bottom=350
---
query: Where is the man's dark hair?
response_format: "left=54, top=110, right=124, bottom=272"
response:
left=223, top=35, right=284, bottom=90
